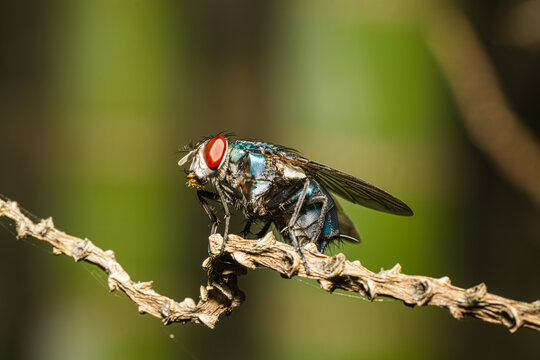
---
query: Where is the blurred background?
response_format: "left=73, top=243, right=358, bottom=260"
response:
left=1, top=0, right=540, bottom=359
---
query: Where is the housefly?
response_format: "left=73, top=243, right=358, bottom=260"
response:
left=178, top=135, right=413, bottom=273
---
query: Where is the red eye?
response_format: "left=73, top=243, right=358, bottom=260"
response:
left=203, top=136, right=227, bottom=170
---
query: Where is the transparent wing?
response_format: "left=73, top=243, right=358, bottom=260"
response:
left=334, top=199, right=362, bottom=242
left=283, top=157, right=413, bottom=216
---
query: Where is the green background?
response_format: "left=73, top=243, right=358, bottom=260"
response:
left=1, top=1, right=540, bottom=359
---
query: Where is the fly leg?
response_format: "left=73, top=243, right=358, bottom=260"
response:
left=197, top=189, right=221, bottom=255
left=306, top=195, right=329, bottom=245
left=241, top=219, right=272, bottom=238
left=281, top=178, right=311, bottom=275
left=256, top=221, right=272, bottom=238
left=197, top=190, right=220, bottom=235
left=240, top=219, right=253, bottom=238
left=212, top=179, right=231, bottom=253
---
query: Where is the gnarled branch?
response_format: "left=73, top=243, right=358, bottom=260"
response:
left=213, top=233, right=540, bottom=333
left=1, top=197, right=539, bottom=332
left=0, top=197, right=244, bottom=328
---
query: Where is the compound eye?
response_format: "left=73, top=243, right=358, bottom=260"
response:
left=203, top=136, right=227, bottom=170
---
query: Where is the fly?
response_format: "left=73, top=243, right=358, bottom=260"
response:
left=178, top=135, right=413, bottom=274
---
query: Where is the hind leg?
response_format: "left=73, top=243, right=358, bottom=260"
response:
left=240, top=219, right=253, bottom=238
left=281, top=179, right=312, bottom=274
left=256, top=221, right=272, bottom=238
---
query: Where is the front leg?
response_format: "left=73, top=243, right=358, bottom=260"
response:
left=197, top=189, right=220, bottom=235
left=212, top=178, right=231, bottom=253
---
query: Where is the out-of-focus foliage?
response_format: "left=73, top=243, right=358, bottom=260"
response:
left=1, top=1, right=539, bottom=359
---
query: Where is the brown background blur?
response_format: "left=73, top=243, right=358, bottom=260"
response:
left=1, top=1, right=540, bottom=359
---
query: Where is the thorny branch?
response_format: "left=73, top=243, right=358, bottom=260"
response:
left=1, top=197, right=540, bottom=332
left=0, top=197, right=244, bottom=328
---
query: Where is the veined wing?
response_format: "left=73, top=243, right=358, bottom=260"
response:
left=334, top=198, right=362, bottom=242
left=282, top=156, right=413, bottom=216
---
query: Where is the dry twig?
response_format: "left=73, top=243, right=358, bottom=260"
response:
left=1, top=197, right=539, bottom=332
left=0, top=197, right=244, bottom=328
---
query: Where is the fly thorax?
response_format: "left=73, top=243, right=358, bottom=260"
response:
left=275, top=162, right=306, bottom=180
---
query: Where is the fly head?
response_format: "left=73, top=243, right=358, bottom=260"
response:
left=178, top=135, right=229, bottom=187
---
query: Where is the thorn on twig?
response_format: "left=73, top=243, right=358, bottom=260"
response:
left=438, top=276, right=451, bottom=285
left=137, top=281, right=154, bottom=291
left=198, top=314, right=217, bottom=328
left=202, top=257, right=212, bottom=269
left=105, top=249, right=116, bottom=260
left=36, top=217, right=54, bottom=237
left=319, top=253, right=346, bottom=277
left=380, top=263, right=402, bottom=275
left=231, top=252, right=257, bottom=269
left=180, top=298, right=196, bottom=311
left=200, top=285, right=208, bottom=301
left=15, top=222, right=27, bottom=239
left=501, top=305, right=522, bottom=333
left=463, top=283, right=487, bottom=306
left=252, top=232, right=275, bottom=251
left=108, top=277, right=120, bottom=292
left=361, top=279, right=377, bottom=301
left=160, top=302, right=175, bottom=324
left=389, top=263, right=402, bottom=275
left=319, top=279, right=336, bottom=292
left=449, top=305, right=464, bottom=320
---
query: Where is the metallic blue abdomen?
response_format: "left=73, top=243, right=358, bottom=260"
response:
left=293, top=183, right=339, bottom=251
